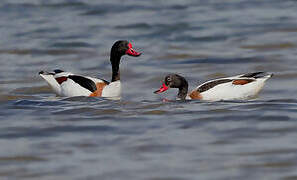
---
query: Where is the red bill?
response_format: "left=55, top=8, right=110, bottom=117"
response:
left=126, top=43, right=141, bottom=57
left=154, top=83, right=169, bottom=94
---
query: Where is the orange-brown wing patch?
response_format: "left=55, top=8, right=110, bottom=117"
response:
left=55, top=77, right=67, bottom=84
left=232, top=79, right=254, bottom=85
left=89, top=82, right=107, bottom=97
left=189, top=90, right=202, bottom=100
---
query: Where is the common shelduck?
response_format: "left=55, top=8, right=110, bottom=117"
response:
left=154, top=72, right=273, bottom=101
left=39, top=40, right=141, bottom=97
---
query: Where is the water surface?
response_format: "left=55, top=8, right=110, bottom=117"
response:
left=1, top=0, right=297, bottom=179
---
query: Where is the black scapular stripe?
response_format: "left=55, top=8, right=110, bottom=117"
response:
left=198, top=79, right=232, bottom=93
left=68, top=75, right=97, bottom=92
left=240, top=72, right=265, bottom=78
left=53, top=69, right=64, bottom=74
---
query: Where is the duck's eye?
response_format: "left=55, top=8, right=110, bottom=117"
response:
left=166, top=77, right=171, bottom=82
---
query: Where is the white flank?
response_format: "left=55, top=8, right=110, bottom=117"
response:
left=59, top=79, right=92, bottom=97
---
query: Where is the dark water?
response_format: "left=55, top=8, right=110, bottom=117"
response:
left=1, top=0, right=297, bottom=179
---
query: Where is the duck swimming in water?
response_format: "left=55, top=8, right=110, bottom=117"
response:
left=154, top=72, right=273, bottom=101
left=39, top=40, right=141, bottom=97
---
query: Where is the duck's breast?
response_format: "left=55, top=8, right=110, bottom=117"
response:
left=101, top=80, right=121, bottom=97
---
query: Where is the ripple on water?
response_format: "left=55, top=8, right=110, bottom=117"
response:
left=49, top=42, right=94, bottom=48
left=115, top=23, right=152, bottom=30
left=0, top=125, right=118, bottom=139
left=1, top=0, right=297, bottom=179
left=0, top=156, right=47, bottom=162
left=141, top=110, right=168, bottom=115
left=54, top=107, right=122, bottom=116
left=241, top=43, right=296, bottom=51
left=0, top=94, right=36, bottom=102
left=11, top=86, right=52, bottom=95
left=13, top=99, right=65, bottom=107
left=0, top=49, right=94, bottom=56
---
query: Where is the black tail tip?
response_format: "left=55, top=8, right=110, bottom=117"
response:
left=39, top=71, right=44, bottom=75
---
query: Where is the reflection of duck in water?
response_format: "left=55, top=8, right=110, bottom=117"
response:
left=154, top=72, right=273, bottom=101
left=39, top=40, right=141, bottom=97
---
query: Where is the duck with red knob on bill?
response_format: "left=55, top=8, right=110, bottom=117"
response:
left=154, top=72, right=273, bottom=101
left=39, top=40, right=141, bottom=98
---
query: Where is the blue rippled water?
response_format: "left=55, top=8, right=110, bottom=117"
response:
left=1, top=0, right=297, bottom=179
